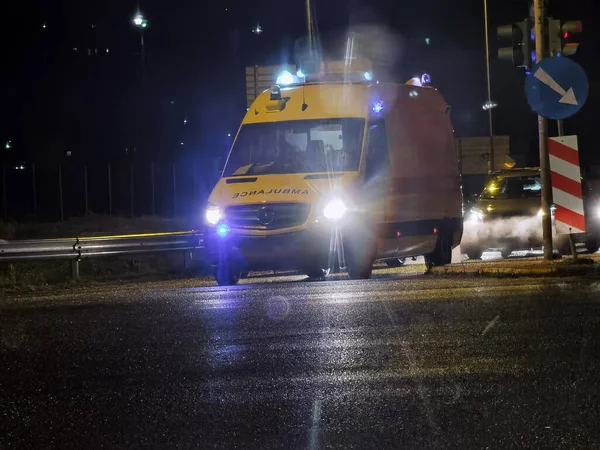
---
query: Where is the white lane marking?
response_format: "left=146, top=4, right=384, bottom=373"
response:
left=381, top=300, right=441, bottom=439
left=309, top=398, right=322, bottom=450
left=482, top=314, right=501, bottom=336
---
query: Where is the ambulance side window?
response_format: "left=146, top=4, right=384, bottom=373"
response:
left=365, top=120, right=391, bottom=181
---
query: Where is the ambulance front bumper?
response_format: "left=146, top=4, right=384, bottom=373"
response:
left=204, top=226, right=340, bottom=271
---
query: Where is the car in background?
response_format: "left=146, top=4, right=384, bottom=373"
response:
left=462, top=168, right=600, bottom=259
left=582, top=177, right=600, bottom=253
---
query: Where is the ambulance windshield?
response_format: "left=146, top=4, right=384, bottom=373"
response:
left=224, top=118, right=365, bottom=177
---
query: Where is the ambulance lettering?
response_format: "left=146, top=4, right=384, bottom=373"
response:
left=232, top=189, right=309, bottom=198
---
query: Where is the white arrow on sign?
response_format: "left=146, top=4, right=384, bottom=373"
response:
left=533, top=67, right=578, bottom=105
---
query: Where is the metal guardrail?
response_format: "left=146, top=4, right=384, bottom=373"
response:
left=0, top=231, right=204, bottom=279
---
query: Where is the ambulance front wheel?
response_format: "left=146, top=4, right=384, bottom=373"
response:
left=345, top=238, right=375, bottom=280
left=215, top=263, right=242, bottom=286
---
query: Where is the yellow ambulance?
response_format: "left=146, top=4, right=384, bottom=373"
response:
left=203, top=61, right=463, bottom=285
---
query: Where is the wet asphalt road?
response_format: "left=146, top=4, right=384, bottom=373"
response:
left=2, top=272, right=600, bottom=449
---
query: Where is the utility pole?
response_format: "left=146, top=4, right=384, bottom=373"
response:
left=133, top=4, right=148, bottom=84
left=140, top=32, right=145, bottom=82
left=306, top=0, right=313, bottom=53
left=483, top=0, right=495, bottom=174
left=534, top=0, right=553, bottom=260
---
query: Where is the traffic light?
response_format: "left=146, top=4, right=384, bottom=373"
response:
left=497, top=20, right=533, bottom=69
left=548, top=19, right=582, bottom=57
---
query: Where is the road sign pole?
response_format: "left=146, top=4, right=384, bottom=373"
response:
left=535, top=0, right=553, bottom=260
left=2, top=164, right=7, bottom=220
left=557, top=119, right=565, bottom=136
left=484, top=0, right=495, bottom=174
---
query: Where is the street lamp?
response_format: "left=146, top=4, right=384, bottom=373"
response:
left=483, top=0, right=494, bottom=173
left=133, top=12, right=148, bottom=78
left=133, top=13, right=148, bottom=28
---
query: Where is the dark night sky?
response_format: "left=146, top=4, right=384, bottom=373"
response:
left=1, top=0, right=599, bottom=167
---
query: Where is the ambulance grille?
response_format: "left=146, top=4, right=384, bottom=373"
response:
left=226, top=203, right=311, bottom=230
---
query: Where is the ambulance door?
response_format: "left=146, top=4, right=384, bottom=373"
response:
left=363, top=119, right=393, bottom=257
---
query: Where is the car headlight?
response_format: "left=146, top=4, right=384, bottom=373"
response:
left=323, top=199, right=347, bottom=221
left=538, top=206, right=556, bottom=217
left=204, top=205, right=222, bottom=225
left=466, top=208, right=483, bottom=223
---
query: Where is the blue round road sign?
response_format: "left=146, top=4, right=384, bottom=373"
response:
left=526, top=57, right=589, bottom=120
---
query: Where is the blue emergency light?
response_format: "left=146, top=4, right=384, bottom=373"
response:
left=217, top=224, right=230, bottom=237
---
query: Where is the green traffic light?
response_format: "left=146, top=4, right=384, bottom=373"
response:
left=4, top=140, right=11, bottom=150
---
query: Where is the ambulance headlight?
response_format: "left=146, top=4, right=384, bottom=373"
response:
left=323, top=199, right=347, bottom=221
left=205, top=205, right=222, bottom=225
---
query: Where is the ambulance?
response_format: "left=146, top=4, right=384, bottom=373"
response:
left=203, top=60, right=463, bottom=285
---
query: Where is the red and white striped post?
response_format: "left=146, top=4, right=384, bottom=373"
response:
left=548, top=135, right=586, bottom=234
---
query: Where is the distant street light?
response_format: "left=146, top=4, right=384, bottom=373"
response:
left=252, top=24, right=263, bottom=34
left=133, top=13, right=148, bottom=28
left=132, top=11, right=148, bottom=79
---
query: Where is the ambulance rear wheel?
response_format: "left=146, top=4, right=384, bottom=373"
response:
left=385, top=258, right=406, bottom=268
left=425, top=230, right=452, bottom=268
left=304, top=267, right=330, bottom=280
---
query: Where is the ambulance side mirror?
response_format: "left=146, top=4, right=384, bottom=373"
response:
left=445, top=105, right=452, bottom=115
